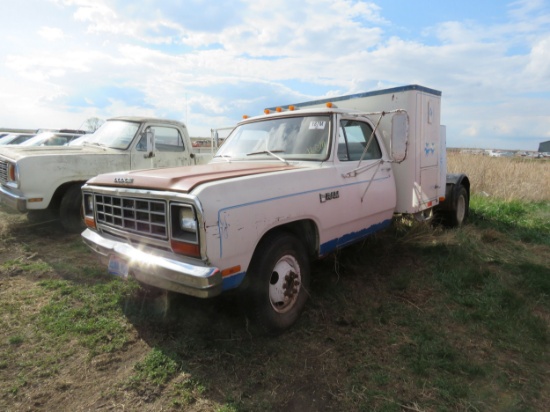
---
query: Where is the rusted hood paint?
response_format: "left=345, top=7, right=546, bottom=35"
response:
left=87, top=162, right=301, bottom=193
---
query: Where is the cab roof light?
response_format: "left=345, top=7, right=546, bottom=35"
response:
left=276, top=107, right=283, bottom=112
left=264, top=109, right=271, bottom=115
left=243, top=115, right=249, bottom=119
left=326, top=102, right=333, bottom=108
left=288, top=105, right=296, bottom=111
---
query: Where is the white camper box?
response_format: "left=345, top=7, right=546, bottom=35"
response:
left=285, top=85, right=446, bottom=215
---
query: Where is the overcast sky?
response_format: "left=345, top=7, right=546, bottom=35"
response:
left=1, top=0, right=549, bottom=150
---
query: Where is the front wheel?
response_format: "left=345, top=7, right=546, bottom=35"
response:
left=59, top=184, right=85, bottom=233
left=244, top=231, right=310, bottom=335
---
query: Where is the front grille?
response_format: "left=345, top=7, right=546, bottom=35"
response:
left=94, top=194, right=168, bottom=239
left=0, top=160, right=8, bottom=184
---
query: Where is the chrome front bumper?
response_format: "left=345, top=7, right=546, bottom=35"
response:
left=0, top=185, right=27, bottom=212
left=81, top=229, right=222, bottom=298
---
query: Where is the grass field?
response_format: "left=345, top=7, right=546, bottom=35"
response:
left=0, top=154, right=549, bottom=411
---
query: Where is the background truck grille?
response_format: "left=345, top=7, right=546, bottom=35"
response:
left=0, top=160, right=8, bottom=184
left=95, top=194, right=168, bottom=239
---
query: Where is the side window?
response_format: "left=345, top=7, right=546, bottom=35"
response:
left=153, top=126, right=185, bottom=152
left=137, top=126, right=185, bottom=152
left=338, top=120, right=382, bottom=161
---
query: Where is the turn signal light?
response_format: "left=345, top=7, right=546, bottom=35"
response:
left=170, top=240, right=200, bottom=258
left=8, top=164, right=17, bottom=182
left=84, top=216, right=96, bottom=229
left=221, top=265, right=241, bottom=277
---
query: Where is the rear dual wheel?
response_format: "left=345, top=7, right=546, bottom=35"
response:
left=448, top=185, right=469, bottom=227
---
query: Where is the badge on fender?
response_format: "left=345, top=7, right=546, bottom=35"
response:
left=319, top=191, right=339, bottom=203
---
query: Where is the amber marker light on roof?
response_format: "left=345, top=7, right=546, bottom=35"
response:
left=242, top=115, right=249, bottom=119
left=276, top=107, right=282, bottom=112
left=288, top=105, right=295, bottom=111
left=326, top=102, right=333, bottom=108
left=264, top=109, right=270, bottom=114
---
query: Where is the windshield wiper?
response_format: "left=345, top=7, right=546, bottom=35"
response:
left=246, top=149, right=288, bottom=164
left=214, top=154, right=232, bottom=162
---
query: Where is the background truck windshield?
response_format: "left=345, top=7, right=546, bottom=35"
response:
left=216, top=115, right=331, bottom=161
left=87, top=120, right=140, bottom=149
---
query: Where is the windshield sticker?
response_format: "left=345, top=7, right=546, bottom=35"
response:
left=309, top=121, right=326, bottom=130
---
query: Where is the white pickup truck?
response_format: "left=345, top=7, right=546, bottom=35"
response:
left=0, top=117, right=214, bottom=232
left=81, top=85, right=470, bottom=334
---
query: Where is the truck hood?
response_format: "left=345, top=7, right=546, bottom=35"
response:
left=87, top=162, right=301, bottom=193
left=0, top=144, right=117, bottom=161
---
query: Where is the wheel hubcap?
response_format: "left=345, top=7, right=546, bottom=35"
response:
left=269, top=255, right=301, bottom=313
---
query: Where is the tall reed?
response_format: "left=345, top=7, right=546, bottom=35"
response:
left=446, top=153, right=550, bottom=201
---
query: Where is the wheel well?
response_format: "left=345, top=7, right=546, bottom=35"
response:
left=50, top=181, right=86, bottom=210
left=458, top=175, right=471, bottom=198
left=259, top=220, right=319, bottom=259
left=437, top=174, right=470, bottom=212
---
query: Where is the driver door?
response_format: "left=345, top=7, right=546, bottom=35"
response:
left=131, top=125, right=189, bottom=170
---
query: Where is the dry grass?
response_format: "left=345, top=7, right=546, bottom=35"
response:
left=447, top=153, right=550, bottom=201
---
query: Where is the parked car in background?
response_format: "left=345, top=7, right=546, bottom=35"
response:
left=0, top=133, right=36, bottom=146
left=17, top=130, right=88, bottom=147
left=0, top=117, right=216, bottom=232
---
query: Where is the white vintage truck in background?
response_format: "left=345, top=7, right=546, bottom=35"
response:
left=0, top=117, right=214, bottom=232
left=81, top=85, right=470, bottom=334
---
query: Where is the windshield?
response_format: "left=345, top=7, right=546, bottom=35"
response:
left=19, top=132, right=81, bottom=146
left=0, top=134, right=35, bottom=145
left=68, top=133, right=96, bottom=146
left=215, top=115, right=330, bottom=161
left=81, top=120, right=140, bottom=149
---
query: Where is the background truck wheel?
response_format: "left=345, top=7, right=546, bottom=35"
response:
left=59, top=184, right=85, bottom=233
left=245, top=231, right=311, bottom=335
left=447, top=185, right=469, bottom=227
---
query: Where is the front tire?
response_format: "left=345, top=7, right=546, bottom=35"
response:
left=59, top=184, right=85, bottom=233
left=245, top=231, right=310, bottom=335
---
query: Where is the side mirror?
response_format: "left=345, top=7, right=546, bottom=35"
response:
left=390, top=112, right=408, bottom=163
left=144, top=129, right=155, bottom=158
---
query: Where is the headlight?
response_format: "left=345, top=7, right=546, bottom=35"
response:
left=170, top=203, right=200, bottom=258
left=83, top=192, right=96, bottom=229
left=179, top=207, right=197, bottom=232
left=83, top=193, right=94, bottom=216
